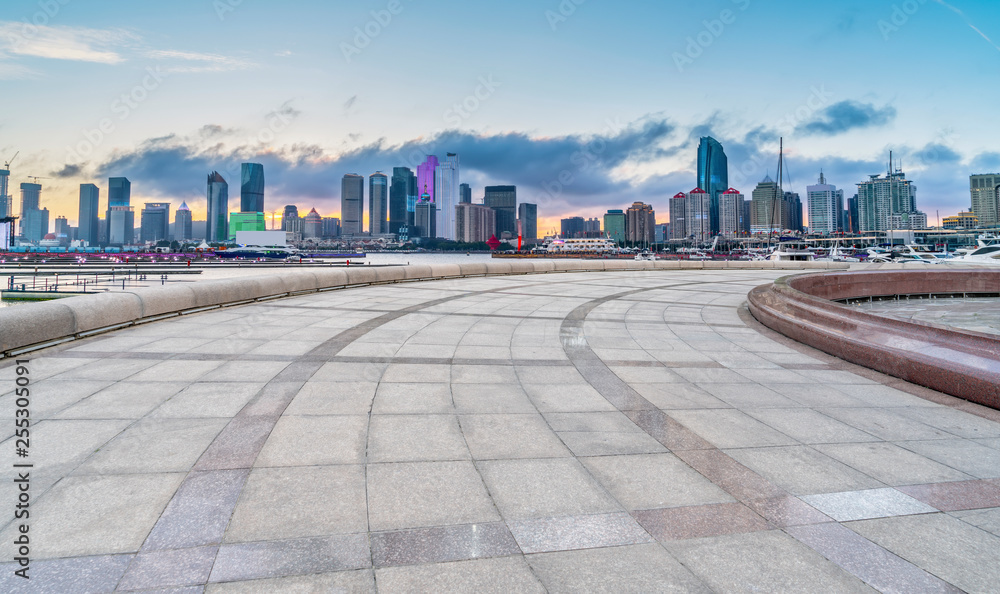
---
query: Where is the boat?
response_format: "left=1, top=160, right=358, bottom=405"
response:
left=767, top=240, right=815, bottom=262
left=216, top=245, right=301, bottom=259
left=540, top=237, right=621, bottom=254
left=634, top=249, right=658, bottom=261
left=938, top=245, right=1000, bottom=265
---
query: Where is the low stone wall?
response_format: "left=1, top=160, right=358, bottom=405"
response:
left=748, top=269, right=1000, bottom=408
left=0, top=259, right=848, bottom=358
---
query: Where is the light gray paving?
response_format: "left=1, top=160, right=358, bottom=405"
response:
left=1, top=268, right=998, bottom=592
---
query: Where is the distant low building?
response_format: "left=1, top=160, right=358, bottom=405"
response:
left=943, top=211, right=978, bottom=229
left=229, top=212, right=265, bottom=240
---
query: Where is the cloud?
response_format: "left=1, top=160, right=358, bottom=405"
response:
left=344, top=95, right=358, bottom=111
left=0, top=22, right=135, bottom=64
left=971, top=152, right=1000, bottom=173
left=146, top=49, right=254, bottom=73
left=52, top=163, right=83, bottom=178
left=913, top=142, right=962, bottom=166
left=795, top=101, right=896, bottom=136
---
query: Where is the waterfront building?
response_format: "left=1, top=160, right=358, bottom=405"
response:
left=206, top=171, right=229, bottom=242
left=0, top=166, right=10, bottom=219
left=697, top=136, right=728, bottom=235
left=240, top=163, right=265, bottom=214
left=943, top=211, right=978, bottom=229
left=669, top=193, right=687, bottom=240
left=341, top=173, right=364, bottom=235
left=281, top=205, right=299, bottom=230
left=518, top=202, right=537, bottom=240
left=175, top=202, right=193, bottom=240
left=369, top=171, right=388, bottom=235
left=604, top=209, right=626, bottom=243
left=857, top=167, right=924, bottom=232
left=626, top=202, right=656, bottom=244
left=19, top=182, right=45, bottom=241
left=970, top=174, right=1000, bottom=227
left=561, top=216, right=586, bottom=238
left=108, top=205, right=134, bottom=245
left=228, top=212, right=266, bottom=240
left=414, top=198, right=436, bottom=239
left=718, top=188, right=745, bottom=237
left=322, top=217, right=341, bottom=238
left=456, top=202, right=496, bottom=243
left=78, top=183, right=100, bottom=245
left=417, top=155, right=439, bottom=204
left=390, top=167, right=416, bottom=234
left=683, top=189, right=711, bottom=242
left=140, top=202, right=171, bottom=243
left=435, top=153, right=459, bottom=240
left=460, top=183, right=472, bottom=204
left=302, top=208, right=323, bottom=239
left=54, top=216, right=70, bottom=238
left=806, top=172, right=844, bottom=234
left=846, top=194, right=859, bottom=234
left=105, top=177, right=131, bottom=243
left=750, top=175, right=785, bottom=234
left=786, top=191, right=804, bottom=233
left=484, top=185, right=516, bottom=237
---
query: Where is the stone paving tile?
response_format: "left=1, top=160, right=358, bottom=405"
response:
left=542, top=411, right=643, bottom=433
left=817, top=407, right=954, bottom=441
left=699, top=383, right=802, bottom=408
left=896, top=439, right=1000, bottom=479
left=368, top=414, right=469, bottom=463
left=522, top=383, right=618, bottom=413
left=74, top=417, right=228, bottom=474
left=508, top=512, right=654, bottom=553
left=666, top=530, right=876, bottom=593
left=608, top=365, right=686, bottom=384
left=625, top=409, right=716, bottom=451
left=450, top=364, right=519, bottom=384
left=745, top=495, right=832, bottom=527
left=726, top=446, right=885, bottom=496
left=848, top=513, right=1000, bottom=594
left=634, top=502, right=771, bottom=541
left=5, top=379, right=115, bottom=419
left=367, top=461, right=500, bottom=531
left=371, top=382, right=454, bottom=414
left=556, top=430, right=667, bottom=456
left=631, top=382, right=731, bottom=409
left=670, top=409, right=797, bottom=449
left=460, top=414, right=571, bottom=459
left=127, top=360, right=227, bottom=383
left=199, top=360, right=291, bottom=383
left=282, top=381, right=377, bottom=415
left=830, top=384, right=945, bottom=408
left=380, top=363, right=451, bottom=383
left=144, top=469, right=249, bottom=551
left=150, top=383, right=264, bottom=419
left=0, top=554, right=132, bottom=594
left=813, top=442, right=973, bottom=486
left=801, top=488, right=938, bottom=522
left=582, top=453, right=734, bottom=511
left=371, top=522, right=519, bottom=568
left=205, top=569, right=375, bottom=593
left=53, top=381, right=187, bottom=419
left=894, top=405, right=1000, bottom=438
left=451, top=383, right=536, bottom=413
left=478, top=458, right=622, bottom=521
left=950, top=507, right=1000, bottom=537
left=770, top=383, right=870, bottom=408
left=225, top=465, right=367, bottom=542
left=193, top=415, right=274, bottom=471
left=46, top=357, right=159, bottom=382
left=672, top=367, right=754, bottom=384
left=375, top=556, right=545, bottom=594
left=526, top=543, right=712, bottom=593
left=896, top=479, right=1000, bottom=511
left=255, top=415, right=367, bottom=467
left=117, top=546, right=218, bottom=591
left=787, top=522, right=961, bottom=594
left=210, top=534, right=371, bottom=584
left=514, top=366, right=588, bottom=384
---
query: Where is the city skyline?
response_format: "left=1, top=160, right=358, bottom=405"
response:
left=1, top=1, right=999, bottom=233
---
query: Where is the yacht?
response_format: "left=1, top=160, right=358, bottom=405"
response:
left=939, top=245, right=1000, bottom=265
left=767, top=241, right=815, bottom=262
left=217, top=245, right=301, bottom=260
left=541, top=237, right=620, bottom=254
left=634, top=249, right=658, bottom=261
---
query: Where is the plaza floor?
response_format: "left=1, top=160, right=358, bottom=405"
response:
left=1, top=269, right=999, bottom=593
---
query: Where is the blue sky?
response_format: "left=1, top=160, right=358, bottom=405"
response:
left=1, top=0, right=999, bottom=231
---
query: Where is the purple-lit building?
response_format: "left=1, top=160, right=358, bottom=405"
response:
left=417, top=155, right=439, bottom=204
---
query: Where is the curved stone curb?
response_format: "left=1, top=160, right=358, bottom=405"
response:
left=747, top=269, right=1000, bottom=408
left=0, top=259, right=847, bottom=358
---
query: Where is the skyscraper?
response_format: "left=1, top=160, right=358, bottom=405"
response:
left=108, top=205, right=134, bottom=245
left=78, top=183, right=100, bottom=246
left=970, top=174, right=1000, bottom=227
left=105, top=177, right=131, bottom=243
left=175, top=202, right=193, bottom=240
left=626, top=202, right=656, bottom=244
left=417, top=155, right=439, bottom=204
left=282, top=205, right=302, bottom=239
left=455, top=202, right=495, bottom=243
left=697, top=137, right=728, bottom=235
left=750, top=175, right=783, bottom=234
left=240, top=163, right=265, bottom=213
left=669, top=194, right=687, bottom=240
left=604, top=210, right=626, bottom=243
left=857, top=165, right=924, bottom=232
left=718, top=188, right=745, bottom=237
left=390, top=167, right=416, bottom=235
left=684, top=188, right=711, bottom=242
left=0, top=166, right=10, bottom=219
left=460, top=183, right=472, bottom=204
left=206, top=171, right=229, bottom=242
left=341, top=173, right=364, bottom=235
left=561, top=216, right=586, bottom=238
left=518, top=202, right=537, bottom=240
left=484, top=185, right=516, bottom=237
left=140, top=202, right=171, bottom=243
left=303, top=208, right=323, bottom=239
left=19, top=183, right=47, bottom=242
left=369, top=171, right=388, bottom=235
left=435, top=153, right=459, bottom=240
left=807, top=172, right=844, bottom=234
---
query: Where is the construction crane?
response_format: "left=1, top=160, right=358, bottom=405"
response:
left=26, top=176, right=50, bottom=184
left=3, top=151, right=18, bottom=170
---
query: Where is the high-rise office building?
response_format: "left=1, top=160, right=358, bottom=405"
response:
left=697, top=137, right=728, bottom=235
left=460, top=183, right=472, bottom=204
left=414, top=199, right=436, bottom=239
left=140, top=202, right=171, bottom=243
left=807, top=172, right=844, bottom=234
left=561, top=216, right=586, bottom=238
left=435, top=153, right=459, bottom=240
left=970, top=174, right=1000, bottom=227
left=604, top=209, right=626, bottom=243
left=322, top=217, right=341, bottom=238
left=54, top=216, right=69, bottom=238
left=390, top=167, right=416, bottom=235
left=626, top=202, right=656, bottom=244
left=369, top=172, right=388, bottom=235
left=417, top=155, right=439, bottom=204
left=240, top=163, right=265, bottom=213
left=785, top=191, right=804, bottom=233
left=19, top=183, right=44, bottom=241
left=943, top=212, right=979, bottom=229
left=175, top=202, right=193, bottom=240
left=78, top=183, right=100, bottom=245
left=750, top=175, right=784, bottom=234
left=518, top=203, right=537, bottom=240
left=455, top=202, right=496, bottom=243
left=683, top=188, right=711, bottom=242
left=229, top=212, right=266, bottom=240
left=857, top=166, right=924, bottom=232
left=281, top=205, right=299, bottom=230
left=206, top=171, right=229, bottom=242
left=105, top=177, right=131, bottom=243
left=846, top=194, right=859, bottom=234
left=484, top=185, right=516, bottom=237
left=669, top=193, right=687, bottom=240
left=0, top=166, right=10, bottom=219
left=341, top=173, right=364, bottom=235
left=718, top=188, right=745, bottom=237
left=108, top=205, right=134, bottom=245
left=303, top=208, right=323, bottom=239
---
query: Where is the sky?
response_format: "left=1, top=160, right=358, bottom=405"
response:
left=1, top=0, right=999, bottom=233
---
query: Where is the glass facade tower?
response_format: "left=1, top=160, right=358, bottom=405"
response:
left=78, top=183, right=100, bottom=245
left=240, top=163, right=265, bottom=213
left=390, top=167, right=416, bottom=235
left=206, top=171, right=229, bottom=242
left=341, top=174, right=364, bottom=235
left=697, top=137, right=728, bottom=236
left=369, top=172, right=388, bottom=235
